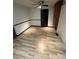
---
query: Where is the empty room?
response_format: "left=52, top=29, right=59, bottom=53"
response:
left=13, top=0, right=66, bottom=59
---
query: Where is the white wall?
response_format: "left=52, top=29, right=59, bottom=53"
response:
left=30, top=8, right=41, bottom=26
left=13, top=3, right=30, bottom=25
left=14, top=22, right=31, bottom=35
left=30, top=20, right=41, bottom=26
left=57, top=4, right=66, bottom=43
left=30, top=8, right=41, bottom=19
left=13, top=3, right=41, bottom=35
left=13, top=3, right=31, bottom=35
left=48, top=6, right=54, bottom=26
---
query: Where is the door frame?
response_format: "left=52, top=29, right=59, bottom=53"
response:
left=53, top=0, right=63, bottom=30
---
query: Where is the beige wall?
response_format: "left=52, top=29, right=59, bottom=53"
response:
left=48, top=6, right=54, bottom=26
left=57, top=4, right=66, bottom=43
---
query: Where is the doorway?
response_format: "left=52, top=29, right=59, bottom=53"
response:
left=41, top=9, right=49, bottom=27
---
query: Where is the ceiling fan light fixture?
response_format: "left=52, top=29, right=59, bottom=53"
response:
left=37, top=5, right=41, bottom=8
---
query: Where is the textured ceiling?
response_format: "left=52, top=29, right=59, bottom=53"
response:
left=13, top=0, right=59, bottom=8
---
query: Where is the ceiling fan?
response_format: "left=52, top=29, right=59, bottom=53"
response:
left=31, top=0, right=48, bottom=8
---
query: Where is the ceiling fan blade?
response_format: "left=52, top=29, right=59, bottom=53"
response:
left=32, top=4, right=38, bottom=5
left=32, top=0, right=48, bottom=8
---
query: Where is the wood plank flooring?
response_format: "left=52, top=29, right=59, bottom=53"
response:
left=13, top=27, right=66, bottom=59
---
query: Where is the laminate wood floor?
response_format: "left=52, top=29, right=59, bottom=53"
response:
left=13, top=27, right=66, bottom=59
